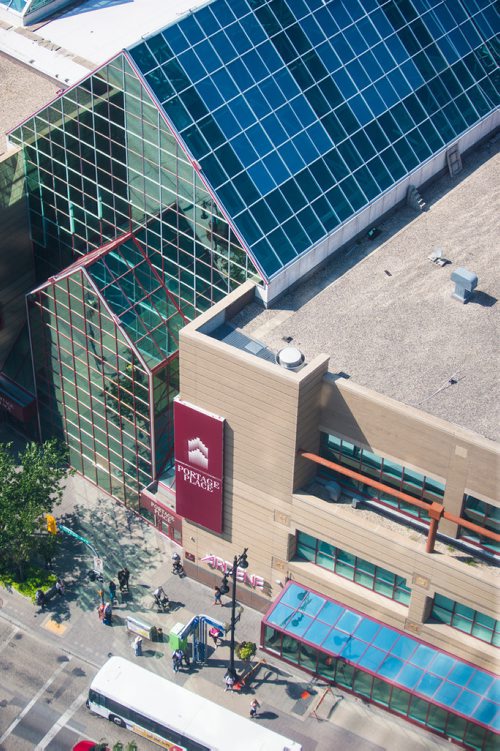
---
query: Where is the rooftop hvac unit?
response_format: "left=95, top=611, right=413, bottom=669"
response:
left=276, top=346, right=305, bottom=372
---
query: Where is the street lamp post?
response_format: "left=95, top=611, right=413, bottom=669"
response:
left=221, top=548, right=248, bottom=681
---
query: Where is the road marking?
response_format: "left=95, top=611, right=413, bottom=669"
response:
left=34, top=688, right=88, bottom=749
left=0, top=625, right=19, bottom=655
left=0, top=656, right=72, bottom=744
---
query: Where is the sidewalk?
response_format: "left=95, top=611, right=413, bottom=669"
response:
left=0, top=473, right=450, bottom=751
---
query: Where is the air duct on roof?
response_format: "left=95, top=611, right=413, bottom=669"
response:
left=450, top=268, right=478, bottom=303
left=276, top=347, right=305, bottom=372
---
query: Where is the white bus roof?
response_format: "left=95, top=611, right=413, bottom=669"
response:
left=90, top=657, right=301, bottom=751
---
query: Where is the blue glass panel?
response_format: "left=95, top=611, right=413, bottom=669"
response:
left=429, top=652, right=455, bottom=677
left=279, top=141, right=304, bottom=174
left=408, top=644, right=436, bottom=668
left=195, top=78, right=224, bottom=110
left=337, top=611, right=363, bottom=634
left=226, top=58, right=254, bottom=91
left=453, top=690, right=481, bottom=716
left=231, top=133, right=259, bottom=165
left=261, top=113, right=288, bottom=147
left=263, top=151, right=290, bottom=183
left=354, top=618, right=380, bottom=644
left=280, top=583, right=312, bottom=609
left=267, top=602, right=295, bottom=629
left=473, top=700, right=500, bottom=730
left=285, top=612, right=315, bottom=637
left=391, top=637, right=417, bottom=661
left=378, top=655, right=404, bottom=680
left=340, top=637, right=367, bottom=662
left=196, top=41, right=222, bottom=75
left=323, top=629, right=351, bottom=655
left=416, top=672, right=443, bottom=698
left=448, top=662, right=475, bottom=686
left=468, top=672, right=494, bottom=695
left=373, top=627, right=399, bottom=652
left=434, top=681, right=462, bottom=706
left=357, top=646, right=386, bottom=672
left=398, top=664, right=424, bottom=690
left=298, top=590, right=326, bottom=616
left=245, top=86, right=272, bottom=118
left=304, top=619, right=333, bottom=648
left=316, top=600, right=343, bottom=625
left=213, top=107, right=240, bottom=139
left=180, top=13, right=205, bottom=45
left=178, top=49, right=205, bottom=83
left=250, top=237, right=281, bottom=275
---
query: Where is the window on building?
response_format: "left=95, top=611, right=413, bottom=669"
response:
left=430, top=593, right=499, bottom=647
left=459, top=494, right=499, bottom=556
left=319, top=432, right=445, bottom=521
left=296, top=531, right=410, bottom=605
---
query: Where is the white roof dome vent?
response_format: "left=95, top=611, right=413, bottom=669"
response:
left=276, top=346, right=305, bottom=372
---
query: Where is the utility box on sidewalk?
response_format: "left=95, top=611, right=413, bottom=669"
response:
left=169, top=622, right=187, bottom=652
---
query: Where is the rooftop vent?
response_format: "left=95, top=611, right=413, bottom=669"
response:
left=450, top=267, right=478, bottom=303
left=276, top=346, right=305, bottom=372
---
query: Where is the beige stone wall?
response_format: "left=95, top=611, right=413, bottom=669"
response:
left=178, top=282, right=327, bottom=604
left=177, top=282, right=499, bottom=666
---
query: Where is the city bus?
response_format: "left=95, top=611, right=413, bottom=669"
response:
left=87, top=657, right=301, bottom=751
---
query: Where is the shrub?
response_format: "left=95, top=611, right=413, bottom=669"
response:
left=236, top=641, right=256, bottom=661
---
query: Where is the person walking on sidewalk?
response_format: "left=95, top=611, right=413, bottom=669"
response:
left=209, top=627, right=222, bottom=647
left=133, top=635, right=143, bottom=656
left=55, top=579, right=65, bottom=597
left=249, top=699, right=261, bottom=718
left=213, top=586, right=222, bottom=606
left=108, top=580, right=117, bottom=604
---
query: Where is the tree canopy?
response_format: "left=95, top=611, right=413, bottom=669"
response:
left=0, top=439, right=71, bottom=578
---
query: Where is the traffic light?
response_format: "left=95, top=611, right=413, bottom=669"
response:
left=46, top=514, right=57, bottom=535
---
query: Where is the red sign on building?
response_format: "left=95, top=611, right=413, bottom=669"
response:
left=174, top=398, right=225, bottom=533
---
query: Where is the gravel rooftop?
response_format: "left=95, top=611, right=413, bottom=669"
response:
left=0, top=53, right=59, bottom=156
left=234, top=138, right=500, bottom=443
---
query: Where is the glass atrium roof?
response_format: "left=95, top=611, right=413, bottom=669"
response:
left=128, top=0, right=499, bottom=280
left=0, top=0, right=75, bottom=22
left=40, top=233, right=187, bottom=370
left=264, top=582, right=500, bottom=732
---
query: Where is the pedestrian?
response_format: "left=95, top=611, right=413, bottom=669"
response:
left=109, top=580, right=117, bottom=603
left=250, top=698, right=261, bottom=718
left=117, top=569, right=126, bottom=592
left=123, top=567, right=130, bottom=590
left=181, top=649, right=190, bottom=669
left=224, top=672, right=235, bottom=692
left=98, top=603, right=105, bottom=621
left=209, top=626, right=222, bottom=647
left=35, top=589, right=46, bottom=609
left=172, top=650, right=181, bottom=673
left=133, top=635, right=143, bottom=656
left=213, top=586, right=222, bottom=606
left=103, top=601, right=112, bottom=626
left=55, top=578, right=65, bottom=596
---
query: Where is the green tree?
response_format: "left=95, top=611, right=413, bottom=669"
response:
left=0, top=439, right=71, bottom=579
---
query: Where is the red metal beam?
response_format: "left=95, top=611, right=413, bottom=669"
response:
left=298, top=450, right=499, bottom=548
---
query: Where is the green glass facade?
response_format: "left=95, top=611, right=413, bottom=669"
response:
left=430, top=593, right=500, bottom=648
left=296, top=530, right=411, bottom=604
left=10, top=54, right=260, bottom=314
left=10, top=53, right=260, bottom=505
left=28, top=233, right=184, bottom=507
left=320, top=431, right=445, bottom=520
left=460, top=494, right=500, bottom=555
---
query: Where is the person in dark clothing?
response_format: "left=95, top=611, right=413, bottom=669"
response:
left=109, top=580, right=117, bottom=603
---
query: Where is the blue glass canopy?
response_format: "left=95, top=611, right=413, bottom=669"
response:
left=263, top=582, right=500, bottom=732
left=128, top=0, right=499, bottom=280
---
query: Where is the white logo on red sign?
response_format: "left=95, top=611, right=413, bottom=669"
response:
left=187, top=436, right=209, bottom=469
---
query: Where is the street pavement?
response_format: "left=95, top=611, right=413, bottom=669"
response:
left=0, top=471, right=452, bottom=751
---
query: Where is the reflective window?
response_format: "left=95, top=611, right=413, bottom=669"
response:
left=296, top=531, right=411, bottom=605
